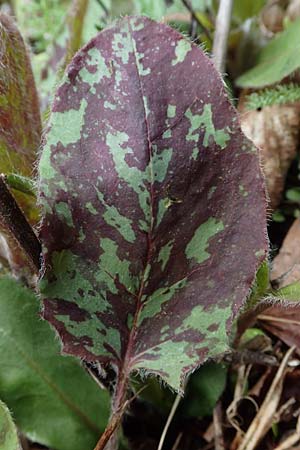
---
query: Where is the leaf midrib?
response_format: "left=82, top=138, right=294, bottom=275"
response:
left=240, top=43, right=300, bottom=82
left=119, top=19, right=156, bottom=376
left=0, top=327, right=101, bottom=434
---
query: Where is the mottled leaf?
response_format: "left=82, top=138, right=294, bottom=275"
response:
left=0, top=177, right=41, bottom=272
left=0, top=276, right=110, bottom=450
left=0, top=13, right=41, bottom=218
left=0, top=401, right=20, bottom=450
left=236, top=19, right=300, bottom=88
left=39, top=16, right=267, bottom=392
left=0, top=13, right=41, bottom=272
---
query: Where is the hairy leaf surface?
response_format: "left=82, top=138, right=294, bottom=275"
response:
left=0, top=14, right=41, bottom=272
left=0, top=276, right=110, bottom=450
left=39, top=16, right=267, bottom=391
left=0, top=400, right=20, bottom=450
left=0, top=13, right=41, bottom=174
left=0, top=13, right=41, bottom=221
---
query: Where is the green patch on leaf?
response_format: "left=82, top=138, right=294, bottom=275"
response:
left=185, top=104, right=230, bottom=149
left=185, top=218, right=224, bottom=264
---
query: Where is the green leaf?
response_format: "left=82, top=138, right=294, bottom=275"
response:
left=134, top=0, right=212, bottom=21
left=239, top=327, right=267, bottom=347
left=236, top=19, right=300, bottom=88
left=131, top=376, right=175, bottom=414
left=4, top=174, right=36, bottom=197
left=272, top=281, right=300, bottom=302
left=0, top=276, right=110, bottom=450
left=286, top=187, right=300, bottom=203
left=233, top=0, right=265, bottom=22
left=0, top=400, right=20, bottom=450
left=272, top=210, right=286, bottom=222
left=182, top=363, right=227, bottom=417
left=294, top=208, right=300, bottom=218
left=246, top=260, right=270, bottom=309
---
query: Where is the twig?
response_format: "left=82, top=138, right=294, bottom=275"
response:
left=181, top=0, right=212, bottom=41
left=273, top=414, right=300, bottom=450
left=227, top=396, right=259, bottom=433
left=213, top=401, right=225, bottom=450
left=212, top=0, right=233, bottom=73
left=233, top=365, right=249, bottom=401
left=274, top=398, right=296, bottom=423
left=171, top=432, right=183, bottom=450
left=258, top=314, right=300, bottom=327
left=189, top=16, right=198, bottom=40
left=93, top=404, right=127, bottom=450
left=19, top=433, right=30, bottom=450
left=248, top=367, right=272, bottom=397
left=0, top=175, right=41, bottom=272
left=224, top=349, right=278, bottom=367
left=93, top=386, right=146, bottom=450
left=82, top=361, right=107, bottom=390
left=157, top=393, right=182, bottom=450
left=236, top=346, right=295, bottom=450
left=226, top=364, right=253, bottom=447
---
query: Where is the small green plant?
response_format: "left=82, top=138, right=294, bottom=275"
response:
left=245, top=83, right=300, bottom=110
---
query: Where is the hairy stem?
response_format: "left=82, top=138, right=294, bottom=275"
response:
left=93, top=371, right=129, bottom=450
left=0, top=176, right=41, bottom=272
left=93, top=409, right=123, bottom=450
